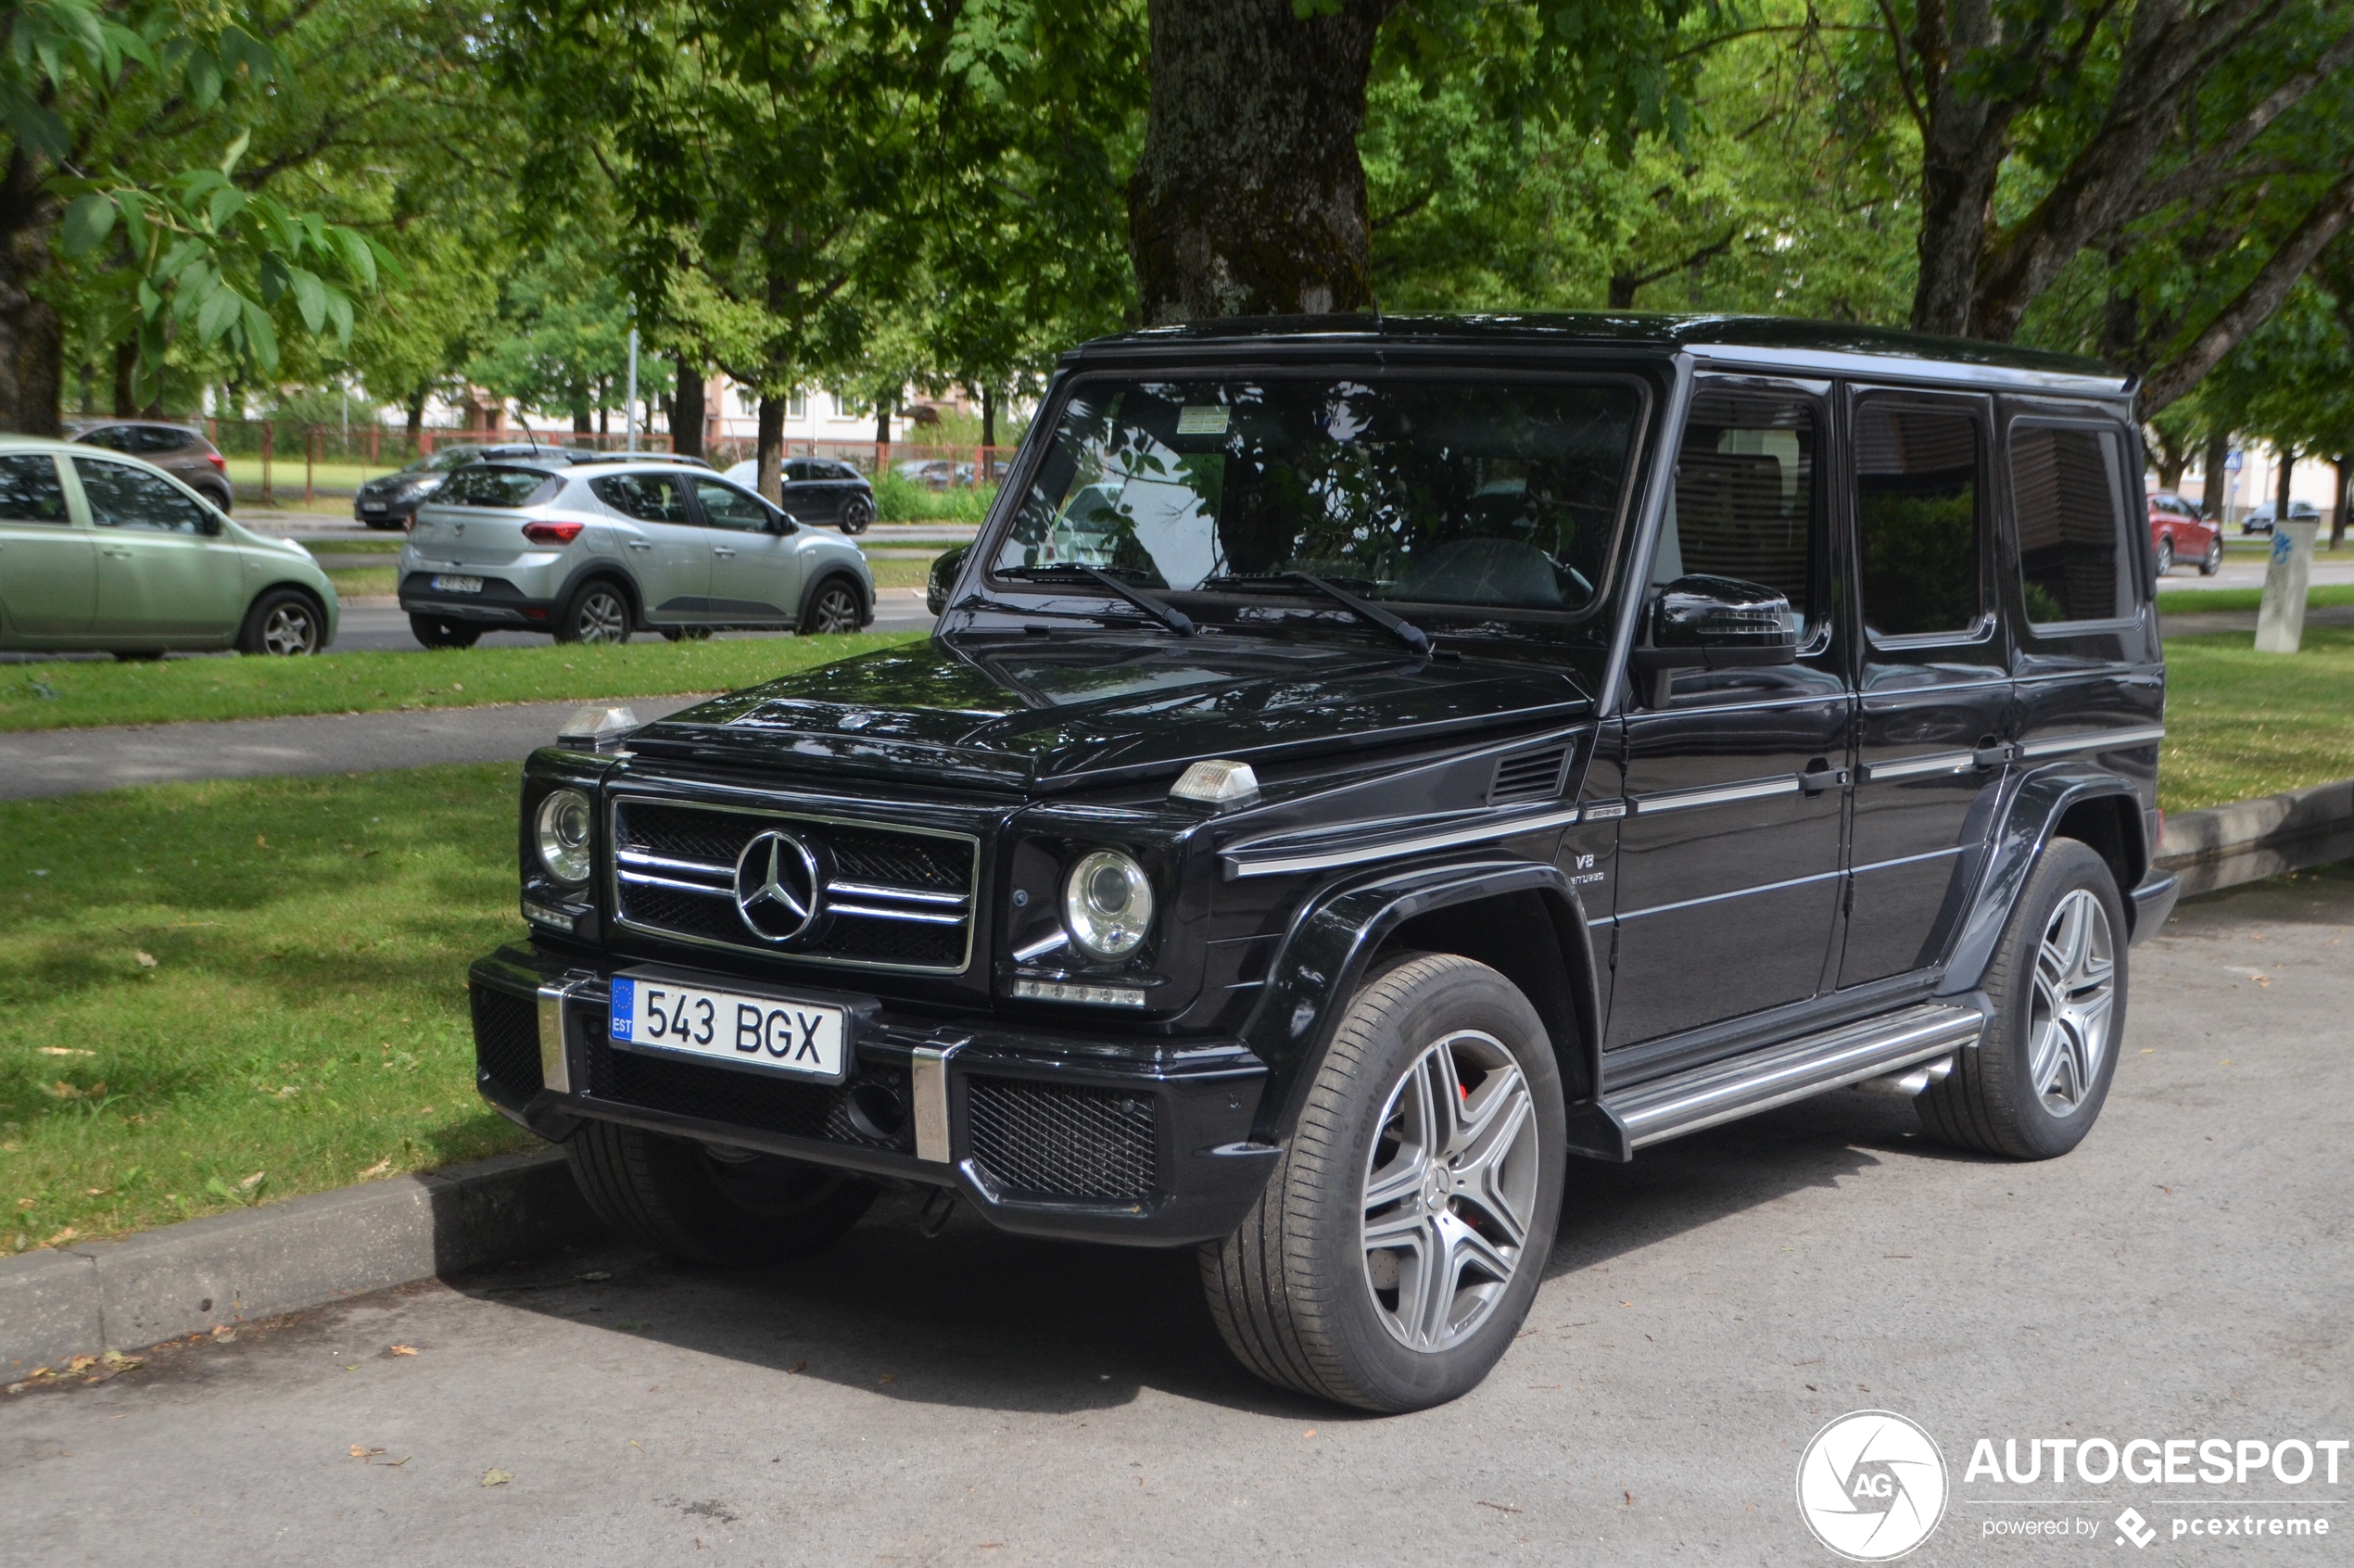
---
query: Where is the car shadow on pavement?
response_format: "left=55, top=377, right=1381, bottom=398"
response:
left=449, top=1091, right=1951, bottom=1418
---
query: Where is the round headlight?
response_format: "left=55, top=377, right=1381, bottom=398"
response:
left=1063, top=850, right=1153, bottom=961
left=535, top=789, right=593, bottom=886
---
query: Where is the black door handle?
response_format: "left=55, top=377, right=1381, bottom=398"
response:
left=1798, top=760, right=1849, bottom=794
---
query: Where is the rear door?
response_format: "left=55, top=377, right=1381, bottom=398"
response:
left=694, top=477, right=801, bottom=623
left=1840, top=389, right=2012, bottom=989
left=0, top=451, right=95, bottom=640
left=76, top=456, right=244, bottom=639
left=1606, top=376, right=1853, bottom=1046
left=588, top=472, right=708, bottom=621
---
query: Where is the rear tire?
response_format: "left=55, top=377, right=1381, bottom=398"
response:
left=1200, top=952, right=1564, bottom=1411
left=2153, top=537, right=2173, bottom=577
left=800, top=575, right=863, bottom=635
left=409, top=613, right=481, bottom=650
left=2198, top=537, right=2222, bottom=575
left=556, top=579, right=632, bottom=645
left=565, top=1119, right=878, bottom=1266
left=839, top=497, right=874, bottom=535
left=1917, top=838, right=2127, bottom=1160
left=237, top=588, right=323, bottom=655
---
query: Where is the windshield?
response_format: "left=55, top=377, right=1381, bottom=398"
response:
left=989, top=376, right=1643, bottom=614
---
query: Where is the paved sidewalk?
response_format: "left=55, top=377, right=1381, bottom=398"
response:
left=0, top=696, right=708, bottom=800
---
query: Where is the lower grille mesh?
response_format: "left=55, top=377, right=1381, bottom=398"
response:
left=966, top=1078, right=1158, bottom=1203
left=471, top=984, right=543, bottom=1103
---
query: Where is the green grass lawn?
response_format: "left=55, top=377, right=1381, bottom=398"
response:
left=325, top=565, right=397, bottom=597
left=2160, top=625, right=2354, bottom=813
left=0, top=632, right=923, bottom=732
left=0, top=765, right=538, bottom=1248
left=2157, top=583, right=2354, bottom=616
left=300, top=537, right=406, bottom=556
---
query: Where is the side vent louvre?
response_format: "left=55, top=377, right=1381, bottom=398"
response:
left=1489, top=744, right=1570, bottom=805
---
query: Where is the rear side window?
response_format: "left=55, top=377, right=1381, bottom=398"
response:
left=0, top=453, right=68, bottom=523
left=133, top=426, right=191, bottom=454
left=590, top=472, right=690, bottom=523
left=441, top=466, right=558, bottom=509
left=2010, top=424, right=2132, bottom=625
left=1854, top=403, right=1985, bottom=639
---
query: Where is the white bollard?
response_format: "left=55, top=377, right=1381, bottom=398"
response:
left=2254, top=519, right=2318, bottom=653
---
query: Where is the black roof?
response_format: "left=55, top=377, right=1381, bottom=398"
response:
left=1069, top=311, right=2127, bottom=392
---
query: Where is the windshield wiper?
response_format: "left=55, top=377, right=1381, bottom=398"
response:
left=995, top=564, right=1196, bottom=636
left=1202, top=572, right=1430, bottom=655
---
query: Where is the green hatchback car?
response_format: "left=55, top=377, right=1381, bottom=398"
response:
left=0, top=436, right=338, bottom=657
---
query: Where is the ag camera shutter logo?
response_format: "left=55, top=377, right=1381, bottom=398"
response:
left=1796, top=1410, right=1949, bottom=1561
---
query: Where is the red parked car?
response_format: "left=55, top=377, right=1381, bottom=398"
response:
left=2148, top=489, right=2221, bottom=576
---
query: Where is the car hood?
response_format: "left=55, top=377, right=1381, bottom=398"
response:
left=621, top=635, right=1598, bottom=794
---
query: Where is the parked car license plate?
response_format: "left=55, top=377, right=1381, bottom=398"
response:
left=430, top=574, right=483, bottom=593
left=607, top=976, right=848, bottom=1082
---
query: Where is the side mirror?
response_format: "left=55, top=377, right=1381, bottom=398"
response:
left=769, top=508, right=799, bottom=535
left=928, top=542, right=971, bottom=617
left=199, top=510, right=224, bottom=537
left=1630, top=575, right=1798, bottom=697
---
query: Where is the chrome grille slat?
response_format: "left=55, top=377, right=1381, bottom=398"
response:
left=609, top=796, right=980, bottom=974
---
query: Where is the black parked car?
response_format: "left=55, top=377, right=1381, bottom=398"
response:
left=725, top=458, right=877, bottom=534
left=354, top=442, right=609, bottom=530
left=470, top=315, right=2177, bottom=1412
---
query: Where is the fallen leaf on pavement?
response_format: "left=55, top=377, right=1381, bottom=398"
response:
left=44, top=1228, right=78, bottom=1247
left=482, top=1468, right=513, bottom=1487
left=359, top=1158, right=392, bottom=1179
left=1477, top=1499, right=1524, bottom=1514
left=389, top=1345, right=417, bottom=1356
left=66, top=1355, right=96, bottom=1373
left=787, top=1360, right=807, bottom=1374
left=351, top=1446, right=384, bottom=1461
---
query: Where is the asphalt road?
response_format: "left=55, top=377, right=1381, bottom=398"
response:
left=4, top=868, right=2347, bottom=1565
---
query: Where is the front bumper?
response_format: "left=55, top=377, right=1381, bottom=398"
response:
left=468, top=945, right=1275, bottom=1246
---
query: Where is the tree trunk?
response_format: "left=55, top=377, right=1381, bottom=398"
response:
left=2275, top=444, right=2296, bottom=527
left=404, top=388, right=426, bottom=443
left=111, top=339, right=137, bottom=418
left=0, top=149, right=61, bottom=436
left=573, top=407, right=592, bottom=434
left=873, top=388, right=892, bottom=446
left=755, top=393, right=785, bottom=502
left=672, top=358, right=704, bottom=458
left=2201, top=427, right=2231, bottom=523
left=981, top=384, right=995, bottom=450
left=1128, top=0, right=1396, bottom=322
left=2332, top=454, right=2348, bottom=550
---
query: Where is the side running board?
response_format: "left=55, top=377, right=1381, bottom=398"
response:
left=1601, top=1003, right=1986, bottom=1150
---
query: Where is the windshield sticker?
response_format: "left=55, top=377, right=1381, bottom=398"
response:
left=1175, top=404, right=1230, bottom=437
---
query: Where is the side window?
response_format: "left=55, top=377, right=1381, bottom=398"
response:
left=1660, top=386, right=1823, bottom=638
left=589, top=472, right=689, bottom=523
left=693, top=479, right=774, bottom=532
left=80, top=426, right=135, bottom=452
left=0, top=453, right=69, bottom=524
left=437, top=466, right=557, bottom=509
left=1854, top=402, right=1985, bottom=639
left=133, top=426, right=189, bottom=454
left=76, top=458, right=209, bottom=533
left=2010, top=423, right=2132, bottom=625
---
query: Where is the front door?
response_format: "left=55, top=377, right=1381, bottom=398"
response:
left=0, top=452, right=95, bottom=639
left=1607, top=377, right=1852, bottom=1047
left=76, top=456, right=244, bottom=639
left=1840, top=389, right=2013, bottom=988
left=693, top=477, right=801, bottom=624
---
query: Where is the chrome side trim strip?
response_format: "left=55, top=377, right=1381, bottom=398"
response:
left=1616, top=865, right=1844, bottom=923
left=909, top=1040, right=966, bottom=1163
left=1633, top=776, right=1800, bottom=814
left=1222, top=803, right=1585, bottom=879
left=2017, top=725, right=2165, bottom=759
left=1864, top=750, right=1976, bottom=782
left=1851, top=844, right=1965, bottom=876
left=1606, top=1002, right=1985, bottom=1148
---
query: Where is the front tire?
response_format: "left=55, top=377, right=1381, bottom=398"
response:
left=409, top=613, right=481, bottom=650
left=1917, top=838, right=2127, bottom=1159
left=556, top=579, right=632, bottom=645
left=237, top=588, right=323, bottom=655
left=565, top=1119, right=879, bottom=1267
left=800, top=575, right=863, bottom=635
left=1201, top=953, right=1565, bottom=1412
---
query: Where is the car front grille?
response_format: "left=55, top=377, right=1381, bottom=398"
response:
left=609, top=797, right=978, bottom=973
left=966, top=1078, right=1158, bottom=1203
left=471, top=982, right=543, bottom=1103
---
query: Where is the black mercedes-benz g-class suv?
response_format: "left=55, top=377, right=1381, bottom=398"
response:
left=470, top=314, right=2178, bottom=1412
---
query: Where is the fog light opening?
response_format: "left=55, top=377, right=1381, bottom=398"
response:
left=846, top=1082, right=906, bottom=1141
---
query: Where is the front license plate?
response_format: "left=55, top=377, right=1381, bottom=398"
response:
left=430, top=574, right=483, bottom=593
left=608, top=977, right=848, bottom=1082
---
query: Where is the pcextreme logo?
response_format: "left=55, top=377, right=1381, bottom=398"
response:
left=1797, top=1410, right=1951, bottom=1562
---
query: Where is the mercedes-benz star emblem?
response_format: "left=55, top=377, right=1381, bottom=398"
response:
left=733, top=830, right=823, bottom=944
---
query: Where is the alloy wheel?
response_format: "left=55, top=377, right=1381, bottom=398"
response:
left=1360, top=1030, right=1540, bottom=1354
left=574, top=588, right=629, bottom=644
left=809, top=585, right=860, bottom=634
left=2155, top=538, right=2172, bottom=575
left=2027, top=889, right=2116, bottom=1117
left=259, top=603, right=318, bottom=654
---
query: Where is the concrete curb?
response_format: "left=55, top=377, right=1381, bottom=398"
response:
left=1, top=1146, right=598, bottom=1375
left=2156, top=778, right=2354, bottom=898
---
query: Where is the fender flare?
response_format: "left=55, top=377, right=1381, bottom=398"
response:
left=1238, top=856, right=1610, bottom=1156
left=1939, top=764, right=2149, bottom=996
left=551, top=561, right=643, bottom=626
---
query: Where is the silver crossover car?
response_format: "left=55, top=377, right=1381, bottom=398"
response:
left=397, top=457, right=876, bottom=647
left=0, top=436, right=337, bottom=657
